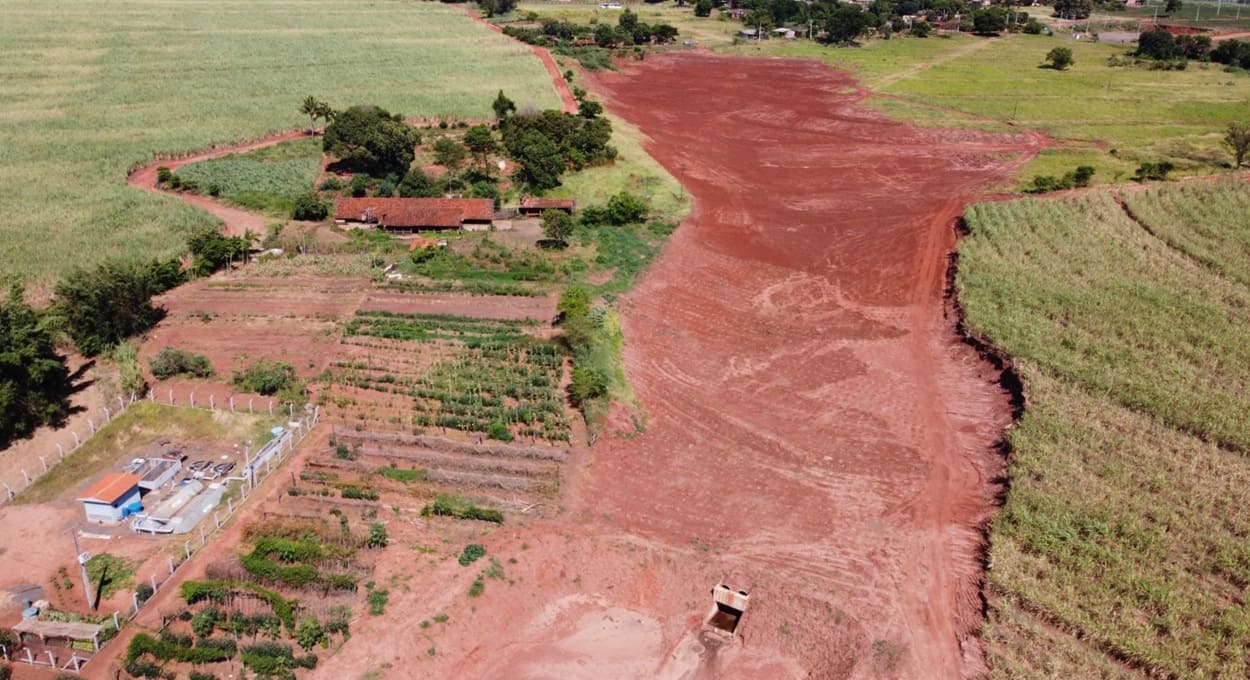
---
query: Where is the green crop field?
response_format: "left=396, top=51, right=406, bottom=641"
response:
left=0, top=0, right=560, bottom=288
left=957, top=179, right=1250, bottom=677
left=173, top=138, right=323, bottom=217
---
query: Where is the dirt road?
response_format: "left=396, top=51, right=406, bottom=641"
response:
left=575, top=53, right=1044, bottom=677
left=126, top=130, right=309, bottom=237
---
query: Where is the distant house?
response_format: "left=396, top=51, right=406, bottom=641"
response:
left=519, top=197, right=576, bottom=217
left=333, top=197, right=494, bottom=234
left=725, top=7, right=750, bottom=19
left=77, top=473, right=142, bottom=523
left=772, top=28, right=796, bottom=39
left=737, top=28, right=758, bottom=39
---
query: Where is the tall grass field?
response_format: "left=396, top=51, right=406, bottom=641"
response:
left=957, top=178, right=1250, bottom=677
left=0, top=0, right=560, bottom=287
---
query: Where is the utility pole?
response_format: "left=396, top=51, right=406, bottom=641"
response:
left=71, top=531, right=94, bottom=611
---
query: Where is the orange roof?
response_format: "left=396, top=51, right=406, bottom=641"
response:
left=78, top=473, right=142, bottom=504
left=521, top=197, right=575, bottom=211
left=333, top=198, right=493, bottom=228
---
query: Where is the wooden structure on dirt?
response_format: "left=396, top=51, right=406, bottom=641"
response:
left=333, top=197, right=493, bottom=234
left=518, top=197, right=575, bottom=217
left=703, top=584, right=750, bottom=640
left=8, top=618, right=102, bottom=673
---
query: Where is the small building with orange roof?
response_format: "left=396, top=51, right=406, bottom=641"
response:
left=77, top=472, right=143, bottom=523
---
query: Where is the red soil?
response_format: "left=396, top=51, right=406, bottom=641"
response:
left=569, top=53, right=1045, bottom=677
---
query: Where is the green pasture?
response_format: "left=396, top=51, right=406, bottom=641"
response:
left=958, top=180, right=1250, bottom=677
left=0, top=0, right=560, bottom=287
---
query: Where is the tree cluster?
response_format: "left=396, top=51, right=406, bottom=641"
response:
left=502, top=10, right=679, bottom=49
left=323, top=105, right=421, bottom=178
left=187, top=226, right=251, bottom=276
left=500, top=107, right=614, bottom=191
left=1211, top=39, right=1250, bottom=69
left=1026, top=165, right=1094, bottom=193
left=0, top=285, right=71, bottom=448
left=51, top=258, right=183, bottom=357
left=1136, top=29, right=1212, bottom=61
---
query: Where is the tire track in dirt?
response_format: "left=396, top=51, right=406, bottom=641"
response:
left=582, top=52, right=1044, bottom=677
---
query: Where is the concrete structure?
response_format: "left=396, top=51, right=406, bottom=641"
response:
left=132, top=480, right=204, bottom=534
left=704, top=584, right=750, bottom=639
left=133, top=457, right=181, bottom=491
left=333, top=197, right=494, bottom=234
left=76, top=473, right=142, bottom=523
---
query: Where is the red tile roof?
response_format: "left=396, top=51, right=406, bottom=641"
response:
left=333, top=198, right=494, bottom=229
left=78, top=473, right=142, bottom=504
left=520, top=197, right=575, bottom=211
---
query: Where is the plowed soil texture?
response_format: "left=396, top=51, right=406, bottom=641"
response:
left=570, top=53, right=1044, bottom=677
left=266, top=54, right=1049, bottom=680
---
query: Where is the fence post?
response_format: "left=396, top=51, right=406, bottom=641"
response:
left=214, top=511, right=221, bottom=529
left=227, top=497, right=234, bottom=514
left=151, top=574, right=157, bottom=592
left=168, top=557, right=174, bottom=575
left=149, top=388, right=155, bottom=402
left=230, top=397, right=235, bottom=413
left=40, top=457, right=47, bottom=473
left=73, top=431, right=81, bottom=447
left=113, top=612, right=120, bottom=630
left=119, top=396, right=126, bottom=411
left=132, top=592, right=140, bottom=615
left=3, top=484, right=12, bottom=500
left=89, top=419, right=96, bottom=434
left=209, top=395, right=214, bottom=411
left=184, top=541, right=191, bottom=560
left=249, top=398, right=253, bottom=414
left=57, top=443, right=65, bottom=459
left=269, top=401, right=274, bottom=416
left=169, top=389, right=174, bottom=405
left=190, top=393, right=195, bottom=408
left=104, top=407, right=111, bottom=423
left=21, top=470, right=29, bottom=485
left=200, top=526, right=206, bottom=546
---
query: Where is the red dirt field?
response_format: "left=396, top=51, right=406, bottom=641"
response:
left=309, top=54, right=1050, bottom=680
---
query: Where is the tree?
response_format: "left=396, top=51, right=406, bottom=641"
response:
left=1045, top=46, right=1074, bottom=70
left=694, top=0, right=713, bottom=17
left=187, top=226, right=249, bottom=274
left=323, top=105, right=420, bottom=177
left=910, top=20, right=931, bottom=37
left=511, top=129, right=566, bottom=191
left=1136, top=29, right=1176, bottom=60
left=398, top=168, right=442, bottom=198
left=1225, top=122, right=1250, bottom=169
left=0, top=285, right=70, bottom=448
left=541, top=209, right=573, bottom=244
left=577, top=99, right=603, bottom=119
left=1164, top=0, right=1182, bottom=14
left=1052, top=0, right=1092, bottom=18
left=432, top=137, right=467, bottom=171
left=53, top=261, right=171, bottom=356
left=972, top=7, right=1007, bottom=35
left=492, top=90, right=516, bottom=120
left=300, top=96, right=332, bottom=133
left=822, top=5, right=870, bottom=45
left=462, top=125, right=497, bottom=167
left=605, top=192, right=648, bottom=224
left=480, top=0, right=517, bottom=17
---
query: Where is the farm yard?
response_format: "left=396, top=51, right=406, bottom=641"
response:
left=958, top=179, right=1250, bottom=677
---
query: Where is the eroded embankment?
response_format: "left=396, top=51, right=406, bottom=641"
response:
left=582, top=52, right=1045, bottom=677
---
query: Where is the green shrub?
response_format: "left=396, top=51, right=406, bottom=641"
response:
left=366, top=584, right=389, bottom=615
left=149, top=347, right=213, bottom=379
left=366, top=522, right=388, bottom=549
left=421, top=493, right=504, bottom=523
left=378, top=464, right=425, bottom=483
left=189, top=672, right=219, bottom=680
left=156, top=166, right=172, bottom=184
left=487, top=420, right=514, bottom=442
left=231, top=359, right=297, bottom=396
left=295, top=617, right=324, bottom=651
left=468, top=576, right=485, bottom=597
left=459, top=543, right=486, bottom=566
left=291, top=191, right=329, bottom=221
